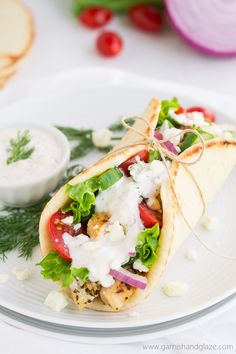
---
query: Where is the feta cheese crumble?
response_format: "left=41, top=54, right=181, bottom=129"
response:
left=133, top=259, right=149, bottom=273
left=92, top=128, right=113, bottom=148
left=61, top=216, right=73, bottom=225
left=162, top=281, right=189, bottom=297
left=185, top=249, right=198, bottom=261
left=202, top=216, right=219, bottom=230
left=12, top=267, right=31, bottom=281
left=44, top=290, right=68, bottom=312
left=0, top=273, right=10, bottom=284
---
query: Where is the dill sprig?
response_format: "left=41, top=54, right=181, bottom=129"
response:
left=56, top=122, right=128, bottom=160
left=0, top=200, right=47, bottom=260
left=0, top=164, right=84, bottom=260
left=6, top=130, right=34, bottom=165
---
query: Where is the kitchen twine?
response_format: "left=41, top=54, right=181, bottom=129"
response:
left=119, top=116, right=236, bottom=261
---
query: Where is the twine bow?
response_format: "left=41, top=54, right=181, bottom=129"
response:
left=119, top=116, right=236, bottom=261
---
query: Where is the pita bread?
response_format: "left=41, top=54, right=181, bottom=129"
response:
left=0, top=0, right=34, bottom=58
left=39, top=98, right=236, bottom=311
left=0, top=0, right=34, bottom=87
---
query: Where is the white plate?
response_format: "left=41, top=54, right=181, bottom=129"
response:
left=0, top=68, right=235, bottom=332
left=0, top=294, right=235, bottom=344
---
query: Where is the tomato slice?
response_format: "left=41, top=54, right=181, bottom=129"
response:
left=79, top=7, right=113, bottom=29
left=175, top=106, right=185, bottom=114
left=128, top=4, right=162, bottom=32
left=187, top=106, right=215, bottom=122
left=139, top=202, right=162, bottom=228
left=49, top=210, right=84, bottom=262
left=119, top=150, right=149, bottom=175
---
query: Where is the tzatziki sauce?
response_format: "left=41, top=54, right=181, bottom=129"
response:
left=0, top=127, right=61, bottom=184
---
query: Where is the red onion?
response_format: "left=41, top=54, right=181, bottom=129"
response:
left=109, top=268, right=147, bottom=290
left=128, top=251, right=136, bottom=257
left=154, top=130, right=178, bottom=155
left=165, top=0, right=236, bottom=57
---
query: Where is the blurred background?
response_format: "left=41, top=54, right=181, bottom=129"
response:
left=1, top=0, right=236, bottom=96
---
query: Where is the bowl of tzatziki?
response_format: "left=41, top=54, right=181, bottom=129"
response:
left=0, top=123, right=70, bottom=207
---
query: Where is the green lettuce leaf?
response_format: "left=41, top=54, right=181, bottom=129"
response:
left=136, top=224, right=160, bottom=268
left=36, top=252, right=89, bottom=287
left=64, top=167, right=123, bottom=222
left=157, top=97, right=181, bottom=128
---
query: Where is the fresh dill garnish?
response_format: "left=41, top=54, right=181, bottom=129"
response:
left=0, top=164, right=84, bottom=260
left=6, top=130, right=34, bottom=165
left=56, top=123, right=126, bottom=160
left=55, top=126, right=93, bottom=141
left=108, top=117, right=135, bottom=131
left=0, top=200, right=48, bottom=260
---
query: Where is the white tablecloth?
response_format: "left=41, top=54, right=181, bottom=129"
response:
left=1, top=0, right=236, bottom=352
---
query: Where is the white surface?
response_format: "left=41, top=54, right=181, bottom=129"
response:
left=0, top=0, right=236, bottom=352
left=0, top=69, right=236, bottom=333
left=8, top=0, right=236, bottom=97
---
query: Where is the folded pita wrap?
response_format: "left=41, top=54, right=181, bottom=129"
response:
left=39, top=98, right=236, bottom=312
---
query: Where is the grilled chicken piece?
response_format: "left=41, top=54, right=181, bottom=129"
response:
left=72, top=281, right=101, bottom=310
left=100, top=280, right=135, bottom=311
left=87, top=213, right=109, bottom=239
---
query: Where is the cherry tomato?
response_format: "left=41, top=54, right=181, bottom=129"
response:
left=139, top=202, right=162, bottom=228
left=128, top=4, right=162, bottom=32
left=49, top=210, right=84, bottom=262
left=187, top=106, right=215, bottom=122
left=96, top=31, right=123, bottom=57
left=79, top=7, right=113, bottom=29
left=175, top=106, right=185, bottom=114
left=119, top=150, right=149, bottom=175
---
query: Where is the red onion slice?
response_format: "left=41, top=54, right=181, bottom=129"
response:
left=154, top=130, right=178, bottom=155
left=109, top=268, right=147, bottom=290
left=128, top=251, right=136, bottom=257
left=165, top=0, right=236, bottom=57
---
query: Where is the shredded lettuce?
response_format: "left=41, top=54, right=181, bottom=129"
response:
left=135, top=224, right=160, bottom=268
left=36, top=252, right=89, bottom=287
left=157, top=97, right=181, bottom=128
left=64, top=167, right=123, bottom=222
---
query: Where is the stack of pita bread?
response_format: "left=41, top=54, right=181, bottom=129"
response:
left=0, top=0, right=34, bottom=89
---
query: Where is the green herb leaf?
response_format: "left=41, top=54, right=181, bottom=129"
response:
left=148, top=149, right=161, bottom=162
left=6, top=130, right=34, bottom=165
left=37, top=252, right=89, bottom=287
left=108, top=117, right=135, bottom=132
left=56, top=125, right=114, bottom=160
left=55, top=126, right=92, bottom=141
left=135, top=224, right=160, bottom=268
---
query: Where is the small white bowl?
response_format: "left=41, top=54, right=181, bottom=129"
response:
left=0, top=123, right=70, bottom=207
